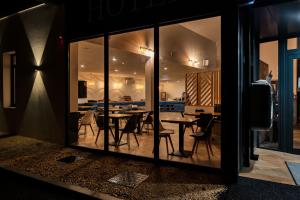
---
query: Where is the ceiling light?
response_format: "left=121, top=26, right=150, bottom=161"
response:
left=80, top=64, right=85, bottom=68
left=133, top=72, right=137, bottom=75
left=112, top=57, right=117, bottom=62
left=122, top=62, right=125, bottom=65
left=140, top=46, right=154, bottom=57
left=114, top=69, right=119, bottom=72
left=164, top=67, right=168, bottom=71
left=188, top=59, right=201, bottom=68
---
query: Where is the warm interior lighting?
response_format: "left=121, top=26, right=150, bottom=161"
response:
left=113, top=82, right=123, bottom=89
left=164, top=67, right=168, bottom=71
left=112, top=57, right=117, bottom=62
left=140, top=46, right=154, bottom=57
left=203, top=59, right=209, bottom=67
left=114, top=69, right=119, bottom=72
left=80, top=64, right=85, bottom=68
left=188, top=59, right=200, bottom=68
left=133, top=72, right=137, bottom=75
left=135, top=84, right=144, bottom=90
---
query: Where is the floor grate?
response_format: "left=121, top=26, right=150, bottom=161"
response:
left=108, top=172, right=149, bottom=188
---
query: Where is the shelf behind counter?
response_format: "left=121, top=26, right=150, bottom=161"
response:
left=78, top=101, right=185, bottom=112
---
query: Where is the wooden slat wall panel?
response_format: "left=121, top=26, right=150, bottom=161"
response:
left=185, top=69, right=221, bottom=106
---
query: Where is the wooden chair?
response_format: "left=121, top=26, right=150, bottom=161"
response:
left=78, top=110, right=95, bottom=136
left=119, top=115, right=139, bottom=147
left=95, top=115, right=115, bottom=144
left=153, top=121, right=175, bottom=155
left=190, top=117, right=215, bottom=159
left=180, top=112, right=195, bottom=133
left=141, top=111, right=154, bottom=134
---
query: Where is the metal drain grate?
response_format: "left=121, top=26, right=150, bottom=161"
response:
left=57, top=156, right=84, bottom=164
left=108, top=172, right=148, bottom=188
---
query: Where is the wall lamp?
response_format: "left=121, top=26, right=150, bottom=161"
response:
left=34, top=66, right=43, bottom=72
left=140, top=46, right=154, bottom=57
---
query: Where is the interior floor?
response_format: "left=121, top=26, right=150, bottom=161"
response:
left=74, top=112, right=221, bottom=168
left=240, top=148, right=300, bottom=185
left=293, top=128, right=300, bottom=150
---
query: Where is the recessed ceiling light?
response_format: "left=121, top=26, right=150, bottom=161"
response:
left=122, top=62, right=125, bottom=65
left=164, top=67, right=168, bottom=71
left=80, top=64, right=85, bottom=68
left=112, top=57, right=117, bottom=62
left=133, top=72, right=137, bottom=75
left=114, top=69, right=119, bottom=72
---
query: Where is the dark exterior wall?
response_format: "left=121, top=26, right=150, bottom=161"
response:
left=0, top=5, right=66, bottom=144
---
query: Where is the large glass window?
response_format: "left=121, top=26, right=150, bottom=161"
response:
left=69, top=37, right=105, bottom=150
left=159, top=16, right=221, bottom=168
left=108, top=29, right=155, bottom=158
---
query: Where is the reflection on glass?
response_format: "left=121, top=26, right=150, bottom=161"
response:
left=69, top=37, right=105, bottom=150
left=159, top=16, right=222, bottom=168
left=259, top=41, right=279, bottom=149
left=108, top=29, right=154, bottom=158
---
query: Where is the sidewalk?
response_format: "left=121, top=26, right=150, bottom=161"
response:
left=0, top=136, right=226, bottom=200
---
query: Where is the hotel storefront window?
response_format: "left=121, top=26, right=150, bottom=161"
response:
left=68, top=16, right=221, bottom=168
left=159, top=17, right=221, bottom=168
left=108, top=28, right=155, bottom=158
left=69, top=37, right=105, bottom=150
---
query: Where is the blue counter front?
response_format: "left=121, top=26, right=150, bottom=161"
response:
left=79, top=101, right=185, bottom=112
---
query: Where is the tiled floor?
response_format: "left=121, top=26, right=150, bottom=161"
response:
left=240, top=148, right=300, bottom=185
left=74, top=112, right=221, bottom=168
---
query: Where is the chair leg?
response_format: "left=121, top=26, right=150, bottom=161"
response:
left=196, top=141, right=199, bottom=153
left=205, top=141, right=211, bottom=160
left=208, top=140, right=214, bottom=156
left=151, top=123, right=154, bottom=130
left=133, top=133, right=139, bottom=146
left=165, top=137, right=169, bottom=155
left=109, top=128, right=115, bottom=139
left=78, top=125, right=82, bottom=134
left=168, top=136, right=174, bottom=152
left=191, top=139, right=197, bottom=156
left=191, top=125, right=195, bottom=133
left=127, top=133, right=130, bottom=147
left=95, top=129, right=101, bottom=144
left=89, top=124, right=95, bottom=136
left=118, top=132, right=124, bottom=145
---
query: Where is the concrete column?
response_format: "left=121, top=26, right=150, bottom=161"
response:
left=145, top=58, right=154, bottom=111
left=69, top=43, right=78, bottom=112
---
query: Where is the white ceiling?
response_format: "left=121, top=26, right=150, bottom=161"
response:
left=181, top=16, right=221, bottom=44
left=74, top=16, right=221, bottom=81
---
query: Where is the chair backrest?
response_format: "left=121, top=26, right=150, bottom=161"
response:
left=203, top=117, right=215, bottom=139
left=123, top=115, right=138, bottom=133
left=145, top=111, right=153, bottom=122
left=159, top=120, right=165, bottom=131
left=196, top=113, right=212, bottom=127
left=96, top=115, right=105, bottom=130
left=81, top=110, right=94, bottom=125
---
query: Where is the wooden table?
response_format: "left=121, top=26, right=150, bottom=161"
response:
left=161, top=117, right=197, bottom=157
left=184, top=112, right=221, bottom=117
left=126, top=110, right=150, bottom=134
left=109, top=114, right=132, bottom=146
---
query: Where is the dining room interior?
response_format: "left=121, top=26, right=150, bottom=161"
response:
left=69, top=16, right=222, bottom=168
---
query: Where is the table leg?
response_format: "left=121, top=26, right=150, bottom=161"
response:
left=109, top=118, right=127, bottom=146
left=170, top=123, right=192, bottom=157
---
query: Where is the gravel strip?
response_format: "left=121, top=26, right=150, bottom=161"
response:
left=0, top=136, right=226, bottom=200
